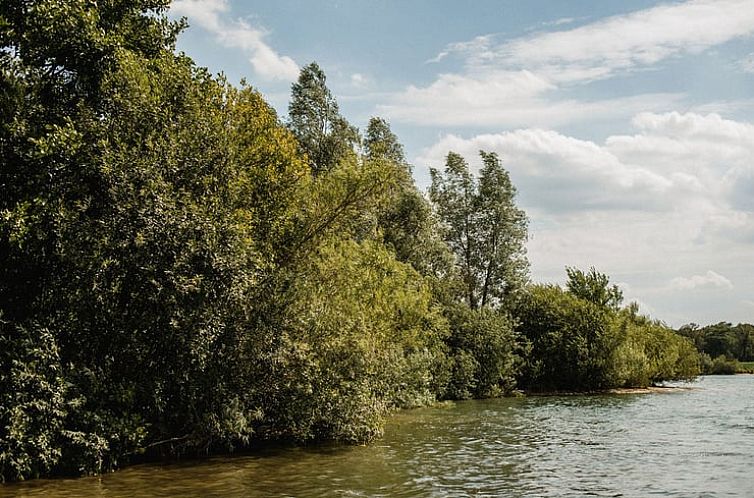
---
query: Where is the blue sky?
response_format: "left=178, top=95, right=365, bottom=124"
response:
left=170, top=0, right=754, bottom=327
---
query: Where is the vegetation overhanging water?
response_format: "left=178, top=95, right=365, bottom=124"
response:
left=2, top=376, right=753, bottom=497
left=1, top=1, right=750, bottom=484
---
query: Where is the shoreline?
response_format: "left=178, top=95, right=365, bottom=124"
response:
left=523, top=384, right=698, bottom=396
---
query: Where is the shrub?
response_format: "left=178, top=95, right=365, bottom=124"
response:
left=0, top=321, right=67, bottom=482
left=708, top=355, right=739, bottom=375
left=442, top=304, right=519, bottom=399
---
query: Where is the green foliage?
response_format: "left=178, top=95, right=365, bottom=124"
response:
left=515, top=285, right=620, bottom=391
left=364, top=117, right=454, bottom=280
left=442, top=305, right=519, bottom=399
left=2, top=0, right=309, bottom=479
left=288, top=62, right=359, bottom=175
left=678, top=322, right=754, bottom=362
left=364, top=117, right=407, bottom=167
left=516, top=278, right=700, bottom=392
left=0, top=319, right=67, bottom=482
left=611, top=311, right=700, bottom=386
left=250, top=238, right=448, bottom=442
left=0, top=1, right=709, bottom=483
left=565, top=266, right=624, bottom=310
left=429, top=151, right=528, bottom=309
left=736, top=361, right=754, bottom=374
left=706, top=355, right=739, bottom=375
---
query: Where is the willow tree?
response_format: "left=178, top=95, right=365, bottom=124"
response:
left=566, top=266, right=624, bottom=311
left=288, top=62, right=358, bottom=175
left=429, top=151, right=528, bottom=309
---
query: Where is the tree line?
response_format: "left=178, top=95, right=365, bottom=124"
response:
left=677, top=322, right=754, bottom=374
left=0, top=1, right=700, bottom=482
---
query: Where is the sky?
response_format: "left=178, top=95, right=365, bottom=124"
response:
left=169, top=0, right=754, bottom=327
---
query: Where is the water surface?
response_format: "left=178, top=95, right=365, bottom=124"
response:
left=3, top=376, right=753, bottom=497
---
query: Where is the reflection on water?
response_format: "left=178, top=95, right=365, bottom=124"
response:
left=3, top=376, right=753, bottom=497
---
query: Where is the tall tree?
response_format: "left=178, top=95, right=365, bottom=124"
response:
left=288, top=62, right=358, bottom=175
left=364, top=116, right=407, bottom=167
left=430, top=151, right=528, bottom=309
left=363, top=117, right=452, bottom=278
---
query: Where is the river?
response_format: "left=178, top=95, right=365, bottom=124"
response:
left=2, top=375, right=752, bottom=497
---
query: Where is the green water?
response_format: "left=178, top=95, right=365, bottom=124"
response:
left=3, top=376, right=753, bottom=497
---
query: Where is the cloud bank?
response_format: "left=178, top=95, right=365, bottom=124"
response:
left=417, top=111, right=754, bottom=324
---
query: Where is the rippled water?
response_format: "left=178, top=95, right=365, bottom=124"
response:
left=3, top=376, right=753, bottom=497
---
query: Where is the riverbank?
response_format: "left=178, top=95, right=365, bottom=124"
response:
left=523, top=384, right=697, bottom=396
left=2, top=376, right=751, bottom=498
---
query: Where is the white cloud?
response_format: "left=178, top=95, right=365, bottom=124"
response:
left=170, top=0, right=226, bottom=31
left=417, top=111, right=754, bottom=218
left=387, top=0, right=754, bottom=128
left=543, top=17, right=578, bottom=28
left=670, top=271, right=734, bottom=290
left=606, top=112, right=754, bottom=217
left=379, top=69, right=682, bottom=127
left=350, top=73, right=368, bottom=88
left=445, top=0, right=754, bottom=84
left=418, top=127, right=673, bottom=213
left=171, top=0, right=298, bottom=81
left=416, top=111, right=754, bottom=325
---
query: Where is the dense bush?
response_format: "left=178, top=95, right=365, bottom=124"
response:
left=612, top=312, right=700, bottom=386
left=442, top=305, right=519, bottom=399
left=706, top=355, right=739, bottom=375
left=250, top=238, right=449, bottom=443
left=0, top=1, right=463, bottom=478
left=515, top=285, right=620, bottom=391
left=515, top=279, right=700, bottom=392
left=0, top=320, right=68, bottom=481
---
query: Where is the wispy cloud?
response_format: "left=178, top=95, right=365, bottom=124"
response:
left=350, top=73, right=369, bottom=88
left=444, top=0, right=754, bottom=83
left=171, top=0, right=299, bottom=81
left=379, top=70, right=682, bottom=128
left=387, top=0, right=754, bottom=128
left=741, top=52, right=754, bottom=73
left=540, top=17, right=579, bottom=28
left=503, top=0, right=754, bottom=82
left=670, top=271, right=734, bottom=291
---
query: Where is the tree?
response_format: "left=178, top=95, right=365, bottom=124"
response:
left=0, top=0, right=313, bottom=478
left=442, top=304, right=519, bottom=399
left=565, top=266, right=624, bottom=310
left=288, top=62, right=358, bottom=175
left=429, top=151, right=528, bottom=309
left=515, top=281, right=700, bottom=391
left=702, top=322, right=737, bottom=359
left=515, top=284, right=619, bottom=391
left=733, top=323, right=754, bottom=361
left=363, top=117, right=453, bottom=279
left=364, top=116, right=407, bottom=167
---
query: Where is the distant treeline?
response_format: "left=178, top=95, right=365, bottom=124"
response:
left=677, top=323, right=754, bottom=374
left=0, top=1, right=699, bottom=482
